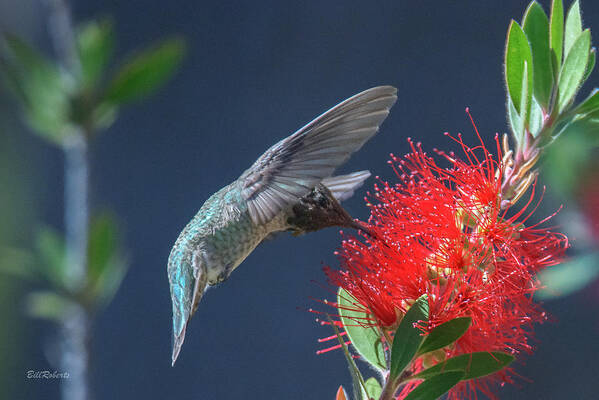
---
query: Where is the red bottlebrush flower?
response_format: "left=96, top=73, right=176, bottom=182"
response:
left=324, top=132, right=568, bottom=399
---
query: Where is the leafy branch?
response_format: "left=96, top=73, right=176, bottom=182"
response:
left=0, top=5, right=185, bottom=400
left=502, top=0, right=597, bottom=207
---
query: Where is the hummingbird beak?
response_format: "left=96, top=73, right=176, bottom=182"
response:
left=350, top=220, right=376, bottom=238
left=347, top=220, right=392, bottom=248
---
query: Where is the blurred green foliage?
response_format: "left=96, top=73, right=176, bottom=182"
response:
left=537, top=253, right=599, bottom=299
left=1, top=18, right=185, bottom=144
left=0, top=213, right=128, bottom=320
left=0, top=16, right=185, bottom=310
left=0, top=96, right=37, bottom=399
left=0, top=16, right=185, bottom=399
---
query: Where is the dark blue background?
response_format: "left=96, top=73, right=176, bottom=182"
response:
left=2, top=1, right=599, bottom=399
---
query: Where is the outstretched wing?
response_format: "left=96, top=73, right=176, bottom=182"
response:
left=239, top=86, right=397, bottom=225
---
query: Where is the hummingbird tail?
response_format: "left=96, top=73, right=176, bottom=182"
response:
left=172, top=324, right=187, bottom=366
left=170, top=261, right=208, bottom=366
left=322, top=170, right=371, bottom=203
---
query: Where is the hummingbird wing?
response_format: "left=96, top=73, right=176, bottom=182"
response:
left=321, top=170, right=371, bottom=202
left=239, top=86, right=397, bottom=225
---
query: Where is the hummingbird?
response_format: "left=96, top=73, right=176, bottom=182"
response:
left=168, top=86, right=397, bottom=365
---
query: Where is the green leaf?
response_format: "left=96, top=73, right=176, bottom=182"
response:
left=558, top=29, right=591, bottom=112
left=572, top=88, right=599, bottom=115
left=537, top=253, right=599, bottom=300
left=550, top=0, right=564, bottom=66
left=328, top=313, right=368, bottom=400
left=364, top=377, right=382, bottom=400
left=3, top=33, right=51, bottom=73
left=104, top=37, right=185, bottom=104
left=417, top=317, right=471, bottom=356
left=505, top=21, right=533, bottom=115
left=519, top=61, right=531, bottom=131
left=403, top=371, right=464, bottom=400
left=546, top=113, right=577, bottom=143
left=26, top=291, right=74, bottom=321
left=508, top=98, right=523, bottom=144
left=523, top=1, right=553, bottom=109
left=2, top=33, right=72, bottom=143
left=564, top=0, right=582, bottom=59
left=583, top=48, right=596, bottom=83
left=77, top=18, right=114, bottom=89
left=94, top=254, right=128, bottom=308
left=35, top=226, right=67, bottom=289
left=389, top=295, right=429, bottom=379
left=529, top=97, right=544, bottom=136
left=338, top=288, right=387, bottom=370
left=412, top=352, right=515, bottom=381
left=87, top=213, right=128, bottom=308
left=88, top=213, right=118, bottom=282
left=91, top=102, right=118, bottom=131
left=0, top=55, right=28, bottom=105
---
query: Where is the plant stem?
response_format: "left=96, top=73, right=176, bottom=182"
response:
left=61, top=134, right=91, bottom=400
left=64, top=134, right=89, bottom=289
left=46, top=0, right=91, bottom=399
left=378, top=376, right=399, bottom=400
left=45, top=0, right=81, bottom=77
left=379, top=369, right=412, bottom=400
left=59, top=301, right=90, bottom=400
